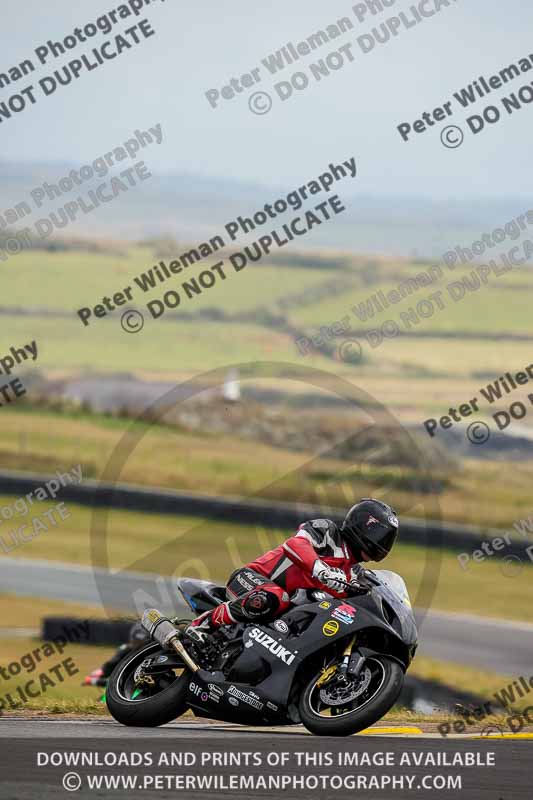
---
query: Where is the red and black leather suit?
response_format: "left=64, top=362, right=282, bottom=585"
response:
left=193, top=519, right=359, bottom=629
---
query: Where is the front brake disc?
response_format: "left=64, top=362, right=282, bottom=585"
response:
left=319, top=667, right=372, bottom=705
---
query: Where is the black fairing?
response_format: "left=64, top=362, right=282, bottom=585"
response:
left=177, top=571, right=417, bottom=727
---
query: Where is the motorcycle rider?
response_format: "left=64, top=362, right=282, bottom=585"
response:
left=185, top=498, right=399, bottom=647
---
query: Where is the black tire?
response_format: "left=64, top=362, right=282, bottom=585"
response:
left=298, top=655, right=404, bottom=737
left=106, top=642, right=190, bottom=727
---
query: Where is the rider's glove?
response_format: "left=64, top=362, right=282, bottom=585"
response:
left=349, top=565, right=370, bottom=593
left=312, top=560, right=346, bottom=593
left=349, top=564, right=366, bottom=586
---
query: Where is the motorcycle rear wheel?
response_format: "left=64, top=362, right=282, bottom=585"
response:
left=106, top=641, right=190, bottom=727
left=298, top=654, right=404, bottom=736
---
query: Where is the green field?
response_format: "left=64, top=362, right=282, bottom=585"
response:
left=7, top=248, right=349, bottom=315
left=9, top=316, right=304, bottom=374
left=6, top=244, right=533, bottom=431
left=0, top=594, right=119, bottom=715
left=8, top=245, right=533, bottom=353
left=291, top=268, right=533, bottom=335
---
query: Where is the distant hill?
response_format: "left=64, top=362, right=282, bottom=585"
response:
left=0, top=160, right=530, bottom=258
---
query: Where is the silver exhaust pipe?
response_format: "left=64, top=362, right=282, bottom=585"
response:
left=141, top=609, right=199, bottom=673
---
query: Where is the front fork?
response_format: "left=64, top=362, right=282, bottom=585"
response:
left=317, top=635, right=364, bottom=687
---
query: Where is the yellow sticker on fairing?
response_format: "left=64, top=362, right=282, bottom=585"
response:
left=323, top=620, right=340, bottom=636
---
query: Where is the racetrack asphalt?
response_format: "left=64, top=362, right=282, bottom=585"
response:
left=0, top=718, right=531, bottom=799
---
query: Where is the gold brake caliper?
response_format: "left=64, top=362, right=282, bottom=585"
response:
left=134, top=661, right=155, bottom=687
left=317, top=635, right=357, bottom=688
left=316, top=665, right=338, bottom=688
left=136, top=674, right=155, bottom=687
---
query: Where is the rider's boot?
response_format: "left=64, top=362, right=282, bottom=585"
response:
left=82, top=667, right=107, bottom=687
left=184, top=603, right=234, bottom=648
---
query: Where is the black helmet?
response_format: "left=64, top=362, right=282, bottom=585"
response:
left=341, top=499, right=399, bottom=561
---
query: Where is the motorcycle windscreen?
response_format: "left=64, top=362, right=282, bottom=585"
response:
left=370, top=569, right=418, bottom=646
left=371, top=570, right=412, bottom=607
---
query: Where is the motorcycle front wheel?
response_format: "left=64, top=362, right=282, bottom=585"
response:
left=298, top=654, right=404, bottom=736
left=106, top=641, right=190, bottom=727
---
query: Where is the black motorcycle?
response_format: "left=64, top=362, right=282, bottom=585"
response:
left=106, top=569, right=417, bottom=736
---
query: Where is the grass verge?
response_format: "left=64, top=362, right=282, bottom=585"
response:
left=0, top=594, right=126, bottom=714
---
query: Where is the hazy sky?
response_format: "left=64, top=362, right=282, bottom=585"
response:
left=1, top=0, right=532, bottom=198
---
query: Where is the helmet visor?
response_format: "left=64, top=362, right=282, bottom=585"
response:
left=344, top=520, right=398, bottom=561
left=367, top=524, right=398, bottom=560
